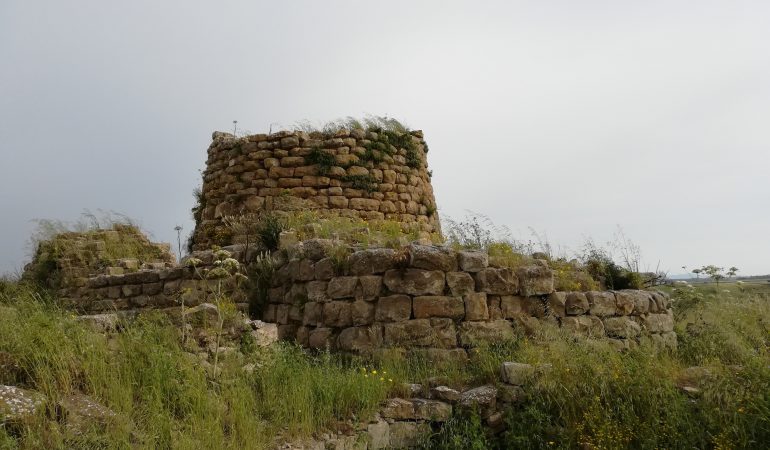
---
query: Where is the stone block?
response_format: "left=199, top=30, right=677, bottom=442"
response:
left=458, top=251, right=488, bottom=272
left=587, top=291, right=616, bottom=317
left=302, top=302, right=322, bottom=326
left=565, top=292, right=589, bottom=315
left=488, top=295, right=503, bottom=320
left=560, top=315, right=605, bottom=337
left=383, top=319, right=455, bottom=348
left=383, top=269, right=445, bottom=296
left=349, top=248, right=396, bottom=275
left=306, top=280, right=329, bottom=302
left=327, top=276, right=358, bottom=299
left=458, top=320, right=515, bottom=347
left=358, top=275, right=383, bottom=299
left=500, top=362, right=535, bottom=386
left=314, top=258, right=335, bottom=280
left=500, top=295, right=526, bottom=318
left=515, top=265, right=554, bottom=296
left=388, top=422, right=430, bottom=448
left=375, top=295, right=412, bottom=322
left=547, top=292, right=567, bottom=317
left=322, top=301, right=352, bottom=328
left=613, top=290, right=636, bottom=315
left=603, top=316, right=641, bottom=338
left=413, top=296, right=464, bottom=319
left=641, top=311, right=674, bottom=333
left=337, top=326, right=382, bottom=352
left=408, top=244, right=457, bottom=271
left=413, top=399, right=452, bottom=421
left=351, top=300, right=376, bottom=325
left=464, top=292, right=489, bottom=321
left=308, top=328, right=335, bottom=349
left=474, top=268, right=519, bottom=295
left=446, top=272, right=475, bottom=296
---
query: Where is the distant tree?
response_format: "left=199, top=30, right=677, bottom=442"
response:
left=702, top=265, right=725, bottom=286
left=727, top=266, right=739, bottom=279
left=692, top=268, right=702, bottom=280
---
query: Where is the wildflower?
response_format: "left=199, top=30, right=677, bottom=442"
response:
left=388, top=378, right=393, bottom=382
left=372, top=370, right=377, bottom=374
left=364, top=374, right=368, bottom=378
left=185, top=257, right=203, bottom=268
left=380, top=377, right=384, bottom=381
left=738, top=407, right=745, bottom=413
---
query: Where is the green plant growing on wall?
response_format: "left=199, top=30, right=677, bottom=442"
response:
left=341, top=174, right=377, bottom=193
left=245, top=252, right=275, bottom=318
left=306, top=147, right=335, bottom=176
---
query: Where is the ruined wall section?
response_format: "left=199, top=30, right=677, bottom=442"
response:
left=191, top=128, right=439, bottom=250
left=263, top=241, right=677, bottom=358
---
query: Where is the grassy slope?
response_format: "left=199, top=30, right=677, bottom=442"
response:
left=0, top=280, right=768, bottom=449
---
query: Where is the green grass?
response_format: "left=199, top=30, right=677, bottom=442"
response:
left=1, top=278, right=769, bottom=448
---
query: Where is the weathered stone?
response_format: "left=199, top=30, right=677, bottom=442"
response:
left=306, top=280, right=329, bottom=302
left=376, top=295, right=412, bottom=322
left=59, top=393, right=116, bottom=435
left=501, top=362, right=535, bottom=386
left=500, top=295, right=526, bottom=318
left=459, top=385, right=497, bottom=412
left=408, top=348, right=469, bottom=365
left=357, top=275, right=383, bottom=299
left=498, top=384, right=526, bottom=404
left=408, top=244, right=457, bottom=271
left=561, top=315, right=605, bottom=337
left=302, top=302, right=322, bottom=326
left=348, top=248, right=396, bottom=275
left=458, top=320, right=515, bottom=347
left=185, top=303, right=219, bottom=327
left=314, top=258, right=335, bottom=280
left=587, top=291, right=616, bottom=317
left=248, top=320, right=278, bottom=346
left=388, top=422, right=430, bottom=449
left=613, top=290, right=636, bottom=315
left=413, top=296, right=464, bottom=319
left=383, top=269, right=445, bottom=295
left=446, top=271, right=475, bottom=296
left=515, top=265, right=554, bottom=296
left=351, top=300, right=376, bottom=325
left=458, top=251, right=488, bottom=272
left=431, top=386, right=461, bottom=403
left=413, top=399, right=452, bottom=421
left=293, top=259, right=315, bottom=281
left=322, top=301, right=352, bottom=327
left=474, top=268, right=519, bottom=295
left=463, top=292, right=489, bottom=321
left=641, top=311, right=674, bottom=333
left=547, top=292, right=567, bottom=317
left=0, top=385, right=45, bottom=423
left=381, top=398, right=414, bottom=420
left=488, top=295, right=503, bottom=320
left=650, top=331, right=677, bottom=350
left=367, top=419, right=390, bottom=450
left=328, top=276, right=358, bottom=299
left=337, top=326, right=382, bottom=352
left=383, top=319, right=456, bottom=348
left=75, top=314, right=120, bottom=332
left=565, top=292, right=590, bottom=315
left=308, top=328, right=335, bottom=349
left=603, top=316, right=641, bottom=338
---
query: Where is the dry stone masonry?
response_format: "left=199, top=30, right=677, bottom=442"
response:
left=263, top=240, right=676, bottom=355
left=190, top=128, right=438, bottom=250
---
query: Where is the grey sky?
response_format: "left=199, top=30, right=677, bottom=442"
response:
left=1, top=1, right=768, bottom=276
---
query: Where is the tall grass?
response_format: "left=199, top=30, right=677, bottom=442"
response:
left=2, top=279, right=769, bottom=448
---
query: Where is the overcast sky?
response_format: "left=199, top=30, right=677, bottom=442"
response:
left=1, top=1, right=768, bottom=276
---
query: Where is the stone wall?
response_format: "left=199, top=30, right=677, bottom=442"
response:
left=262, top=240, right=676, bottom=356
left=191, top=128, right=439, bottom=250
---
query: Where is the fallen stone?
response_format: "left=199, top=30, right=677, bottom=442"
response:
left=500, top=362, right=535, bottom=386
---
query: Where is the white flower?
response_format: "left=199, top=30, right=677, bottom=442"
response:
left=185, top=257, right=203, bottom=267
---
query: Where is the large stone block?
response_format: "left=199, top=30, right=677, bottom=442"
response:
left=561, top=315, right=605, bottom=337
left=413, top=399, right=452, bottom=421
left=383, top=319, right=456, bottom=348
left=322, top=301, right=352, bottom=328
left=446, top=272, right=475, bottom=296
left=474, top=268, right=519, bottom=295
left=348, top=248, right=396, bottom=275
left=413, top=296, right=464, bottom=319
left=351, top=300, right=376, bottom=325
left=565, top=292, right=589, bottom=315
left=327, top=276, right=358, bottom=299
left=641, top=311, right=674, bottom=333
left=308, top=328, right=335, bottom=349
left=458, top=251, right=488, bottom=272
left=613, top=290, right=636, bottom=315
left=515, top=265, right=554, bottom=296
left=458, top=320, right=515, bottom=347
left=547, top=292, right=567, bottom=317
left=306, top=280, right=329, bottom=302
left=603, top=316, right=641, bottom=338
left=587, top=291, right=616, bottom=317
left=501, top=362, right=535, bottom=386
left=500, top=295, right=526, bottom=318
left=375, top=295, right=412, bottom=322
left=337, top=326, right=383, bottom=352
left=302, top=302, right=322, bottom=326
left=383, top=269, right=445, bottom=296
left=408, top=244, right=457, bottom=271
left=464, top=292, right=489, bottom=321
left=358, top=275, right=383, bottom=299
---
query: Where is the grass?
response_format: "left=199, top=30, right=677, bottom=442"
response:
left=1, top=277, right=769, bottom=448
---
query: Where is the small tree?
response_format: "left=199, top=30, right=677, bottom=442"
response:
left=691, top=268, right=702, bottom=280
left=702, top=265, right=725, bottom=286
left=727, top=266, right=739, bottom=279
